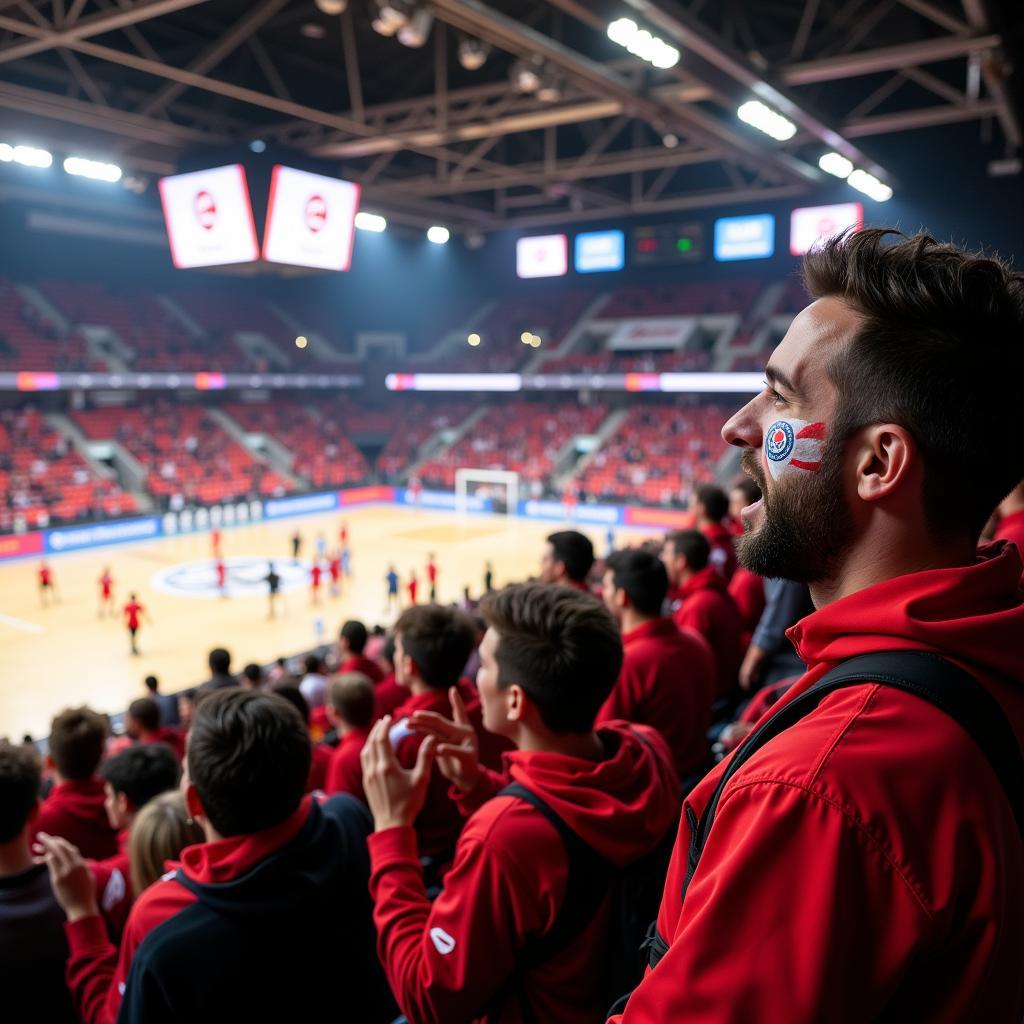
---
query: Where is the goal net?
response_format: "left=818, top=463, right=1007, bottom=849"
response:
left=455, top=468, right=520, bottom=516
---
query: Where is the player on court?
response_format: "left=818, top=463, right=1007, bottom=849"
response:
left=264, top=562, right=281, bottom=620
left=426, top=553, right=439, bottom=602
left=98, top=567, right=114, bottom=618
left=215, top=558, right=227, bottom=598
left=211, top=528, right=222, bottom=559
left=310, top=561, right=323, bottom=605
left=484, top=560, right=494, bottom=593
left=385, top=565, right=399, bottom=613
left=290, top=529, right=302, bottom=562
left=407, top=570, right=419, bottom=607
left=341, top=542, right=352, bottom=578
left=409, top=475, right=423, bottom=510
left=328, top=550, right=342, bottom=598
left=339, top=520, right=349, bottom=548
left=123, top=593, right=148, bottom=657
left=563, top=480, right=579, bottom=520
left=38, top=562, right=58, bottom=607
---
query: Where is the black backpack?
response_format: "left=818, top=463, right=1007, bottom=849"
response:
left=608, top=650, right=1024, bottom=1015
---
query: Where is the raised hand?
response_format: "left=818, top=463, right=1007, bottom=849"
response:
left=408, top=686, right=481, bottom=793
left=360, top=716, right=437, bottom=832
left=33, top=832, right=98, bottom=922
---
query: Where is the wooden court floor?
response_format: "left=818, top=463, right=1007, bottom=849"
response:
left=0, top=506, right=634, bottom=739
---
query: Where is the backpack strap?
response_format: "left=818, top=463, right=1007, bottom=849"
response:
left=647, top=651, right=1023, bottom=970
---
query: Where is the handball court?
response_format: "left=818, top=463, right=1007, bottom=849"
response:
left=0, top=505, right=625, bottom=739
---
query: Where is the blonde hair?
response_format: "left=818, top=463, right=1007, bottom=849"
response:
left=129, top=791, right=203, bottom=896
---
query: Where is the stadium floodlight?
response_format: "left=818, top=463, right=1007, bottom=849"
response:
left=847, top=168, right=893, bottom=202
left=467, top=333, right=481, bottom=346
left=314, top=0, right=348, bottom=13
left=607, top=17, right=680, bottom=70
left=427, top=225, right=450, bottom=245
left=458, top=35, right=490, bottom=71
left=737, top=100, right=797, bottom=142
left=536, top=68, right=564, bottom=104
left=295, top=335, right=308, bottom=349
left=355, top=211, right=387, bottom=232
left=371, top=0, right=411, bottom=36
left=0, top=143, right=53, bottom=168
left=511, top=56, right=545, bottom=94
left=64, top=156, right=122, bottom=183
left=520, top=331, right=533, bottom=344
left=397, top=5, right=432, bottom=47
left=819, top=151, right=853, bottom=179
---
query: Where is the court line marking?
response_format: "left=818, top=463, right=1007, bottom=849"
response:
left=0, top=613, right=44, bottom=634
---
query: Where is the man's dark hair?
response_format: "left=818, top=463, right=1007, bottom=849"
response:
left=271, top=683, right=310, bottom=724
left=605, top=548, right=669, bottom=617
left=731, top=477, right=761, bottom=504
left=695, top=484, right=729, bottom=523
left=394, top=605, right=475, bottom=690
left=804, top=228, right=1024, bottom=538
left=187, top=690, right=310, bottom=837
left=328, top=673, right=376, bottom=730
left=0, top=742, right=41, bottom=842
left=208, top=648, right=232, bottom=675
left=381, top=635, right=396, bottom=668
left=49, top=707, right=107, bottom=780
left=340, top=619, right=368, bottom=654
left=242, top=663, right=263, bottom=687
left=144, top=675, right=159, bottom=693
left=480, top=582, right=623, bottom=734
left=99, top=744, right=180, bottom=810
left=546, top=530, right=595, bottom=583
left=665, top=529, right=710, bottom=573
left=303, top=653, right=322, bottom=674
left=128, top=698, right=161, bottom=733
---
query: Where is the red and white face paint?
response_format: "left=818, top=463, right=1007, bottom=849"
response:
left=764, top=418, right=826, bottom=481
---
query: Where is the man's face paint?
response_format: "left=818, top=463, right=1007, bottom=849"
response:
left=764, top=419, right=826, bottom=481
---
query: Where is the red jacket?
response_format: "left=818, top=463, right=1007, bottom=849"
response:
left=324, top=727, right=370, bottom=802
left=340, top=654, right=384, bottom=685
left=671, top=567, right=743, bottom=698
left=35, top=777, right=119, bottom=860
left=596, top=618, right=715, bottom=780
left=728, top=566, right=765, bottom=648
left=89, top=829, right=132, bottom=938
left=370, top=722, right=680, bottom=1024
left=613, top=542, right=1024, bottom=1023
left=306, top=742, right=332, bottom=793
left=994, top=509, right=1024, bottom=573
left=700, top=522, right=737, bottom=581
left=374, top=671, right=407, bottom=720
left=139, top=727, right=185, bottom=761
left=388, top=681, right=509, bottom=859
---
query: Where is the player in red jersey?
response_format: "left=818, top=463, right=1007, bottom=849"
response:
left=215, top=558, right=227, bottom=598
left=310, top=561, right=323, bottom=605
left=38, top=561, right=58, bottom=607
left=328, top=551, right=342, bottom=597
left=98, top=567, right=114, bottom=618
left=409, top=476, right=423, bottom=510
left=563, top=480, right=579, bottom=520
left=339, top=520, right=349, bottom=547
left=407, top=570, right=418, bottom=606
left=426, top=553, right=438, bottom=602
left=123, top=593, right=148, bottom=656
left=211, top=528, right=223, bottom=559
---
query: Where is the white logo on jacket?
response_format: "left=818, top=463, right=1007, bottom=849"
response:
left=429, top=927, right=457, bottom=955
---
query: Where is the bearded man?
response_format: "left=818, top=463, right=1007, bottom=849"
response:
left=610, top=228, right=1024, bottom=1023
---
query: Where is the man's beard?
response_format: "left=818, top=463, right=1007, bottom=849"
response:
left=737, top=438, right=854, bottom=583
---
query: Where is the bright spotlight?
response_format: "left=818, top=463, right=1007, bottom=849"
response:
left=355, top=211, right=387, bottom=232
left=818, top=151, right=853, bottom=179
left=607, top=17, right=679, bottom=70
left=458, top=35, right=490, bottom=71
left=737, top=100, right=797, bottom=142
left=520, top=331, right=532, bottom=344
left=315, top=0, right=348, bottom=13
left=467, top=333, right=481, bottom=347
left=63, top=156, right=122, bottom=182
left=847, top=168, right=893, bottom=202
left=397, top=6, right=432, bottom=46
left=427, top=225, right=450, bottom=245
left=511, top=56, right=544, bottom=94
left=371, top=1, right=410, bottom=36
left=295, top=336, right=309, bottom=349
left=0, top=143, right=53, bottom=168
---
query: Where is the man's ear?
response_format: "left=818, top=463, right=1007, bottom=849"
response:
left=554, top=560, right=567, bottom=582
left=185, top=783, right=205, bottom=822
left=853, top=424, right=916, bottom=504
left=506, top=683, right=526, bottom=724
left=615, top=588, right=630, bottom=613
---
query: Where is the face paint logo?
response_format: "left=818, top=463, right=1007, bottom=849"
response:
left=766, top=420, right=796, bottom=463
left=765, top=419, right=826, bottom=481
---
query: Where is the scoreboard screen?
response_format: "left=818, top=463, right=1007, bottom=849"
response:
left=632, top=223, right=704, bottom=266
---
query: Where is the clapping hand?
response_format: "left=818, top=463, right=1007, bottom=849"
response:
left=409, top=687, right=481, bottom=793
left=33, top=833, right=98, bottom=923
left=360, top=716, right=437, bottom=832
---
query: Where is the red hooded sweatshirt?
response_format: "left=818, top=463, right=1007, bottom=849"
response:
left=35, top=777, right=119, bottom=860
left=374, top=671, right=407, bottom=720
left=596, top=618, right=716, bottom=780
left=728, top=566, right=766, bottom=648
left=324, top=726, right=371, bottom=802
left=340, top=653, right=385, bottom=685
left=700, top=522, right=738, bottom=581
left=370, top=721, right=680, bottom=1024
left=89, top=829, right=132, bottom=939
left=612, top=542, right=1024, bottom=1023
left=671, top=566, right=743, bottom=698
left=994, top=509, right=1024, bottom=573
